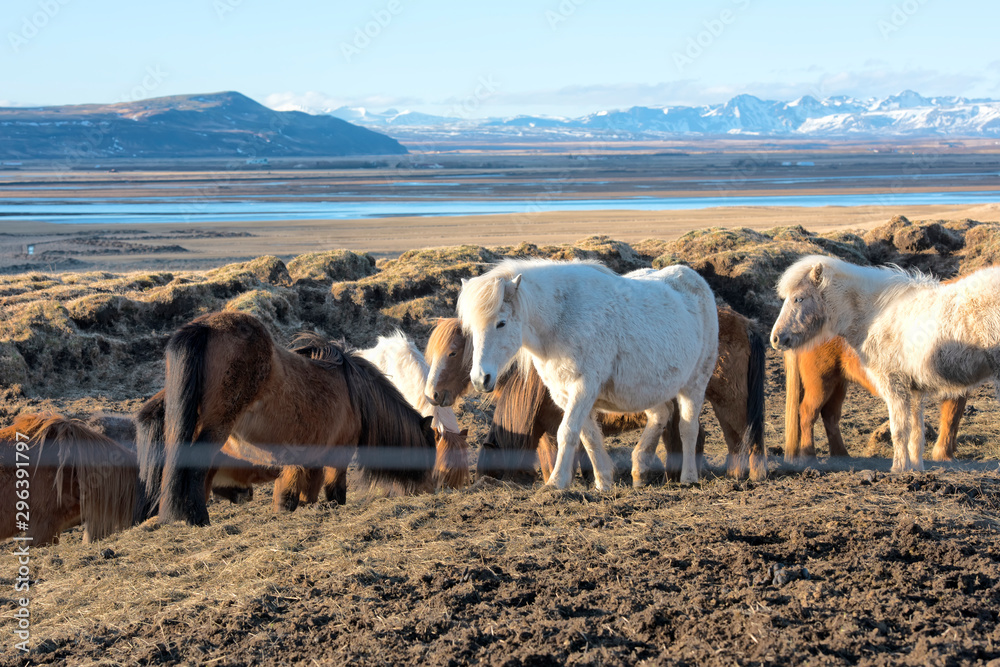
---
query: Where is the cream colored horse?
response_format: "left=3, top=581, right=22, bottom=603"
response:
left=771, top=255, right=1000, bottom=472
left=457, top=259, right=718, bottom=489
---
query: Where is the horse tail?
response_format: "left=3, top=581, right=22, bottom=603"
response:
left=341, top=351, right=436, bottom=493
left=784, top=348, right=802, bottom=462
left=160, top=320, right=212, bottom=524
left=34, top=415, right=137, bottom=543
left=134, top=391, right=165, bottom=523
left=742, top=327, right=768, bottom=481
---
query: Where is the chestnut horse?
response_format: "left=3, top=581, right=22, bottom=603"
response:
left=1, top=414, right=136, bottom=545
left=426, top=306, right=768, bottom=482
left=143, top=311, right=437, bottom=526
left=784, top=337, right=967, bottom=462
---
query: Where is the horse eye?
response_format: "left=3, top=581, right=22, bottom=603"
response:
left=448, top=351, right=457, bottom=357
left=496, top=321, right=506, bottom=329
left=794, top=297, right=803, bottom=303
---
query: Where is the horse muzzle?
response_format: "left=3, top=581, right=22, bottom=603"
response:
left=471, top=372, right=495, bottom=393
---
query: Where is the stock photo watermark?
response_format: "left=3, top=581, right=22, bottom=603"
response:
left=878, top=0, right=930, bottom=38
left=341, top=0, right=403, bottom=63
left=51, top=66, right=170, bottom=175
left=214, top=0, right=244, bottom=20
left=673, top=0, right=751, bottom=73
left=546, top=0, right=588, bottom=30
left=7, top=0, right=72, bottom=53
left=11, top=429, right=32, bottom=653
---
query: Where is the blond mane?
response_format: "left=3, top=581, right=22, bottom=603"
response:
left=777, top=254, right=936, bottom=300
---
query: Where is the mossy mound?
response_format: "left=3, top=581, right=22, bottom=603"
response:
left=287, top=250, right=377, bottom=285
left=2, top=220, right=999, bottom=402
left=650, top=226, right=867, bottom=320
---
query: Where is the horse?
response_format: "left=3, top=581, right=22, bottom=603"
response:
left=145, top=311, right=438, bottom=526
left=771, top=255, right=1000, bottom=472
left=783, top=336, right=967, bottom=462
left=1, top=414, right=136, bottom=546
left=358, top=331, right=470, bottom=489
left=457, top=259, right=719, bottom=489
left=428, top=307, right=767, bottom=483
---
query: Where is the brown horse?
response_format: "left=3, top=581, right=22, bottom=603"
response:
left=1, top=414, right=136, bottom=546
left=784, top=337, right=967, bottom=462
left=142, top=311, right=438, bottom=526
left=426, top=307, right=768, bottom=482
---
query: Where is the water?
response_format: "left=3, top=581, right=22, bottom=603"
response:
left=0, top=190, right=997, bottom=225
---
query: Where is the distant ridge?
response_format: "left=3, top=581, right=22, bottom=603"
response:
left=281, top=90, right=1000, bottom=141
left=0, top=91, right=407, bottom=160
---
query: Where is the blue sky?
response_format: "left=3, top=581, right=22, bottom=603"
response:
left=3, top=0, right=998, bottom=116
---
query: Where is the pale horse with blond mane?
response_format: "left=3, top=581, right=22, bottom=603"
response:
left=771, top=254, right=1000, bottom=472
left=456, top=258, right=719, bottom=489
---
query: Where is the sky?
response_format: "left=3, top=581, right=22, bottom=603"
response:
left=3, top=0, right=999, bottom=117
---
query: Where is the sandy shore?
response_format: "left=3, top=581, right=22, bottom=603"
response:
left=4, top=203, right=1000, bottom=269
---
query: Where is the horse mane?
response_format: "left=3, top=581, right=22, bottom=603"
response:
left=289, top=331, right=351, bottom=367
left=11, top=413, right=137, bottom=542
left=289, top=331, right=435, bottom=488
left=778, top=254, right=938, bottom=300
left=457, top=258, right=614, bottom=334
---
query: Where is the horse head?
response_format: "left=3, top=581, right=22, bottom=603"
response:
left=457, top=273, right=523, bottom=393
left=424, top=318, right=472, bottom=407
left=771, top=259, right=829, bottom=351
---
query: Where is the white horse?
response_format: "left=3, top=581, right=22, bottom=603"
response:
left=456, top=259, right=719, bottom=489
left=771, top=254, right=1000, bottom=472
left=359, top=331, right=470, bottom=488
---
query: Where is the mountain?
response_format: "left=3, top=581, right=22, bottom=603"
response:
left=0, top=92, right=407, bottom=160
left=287, top=92, right=1000, bottom=141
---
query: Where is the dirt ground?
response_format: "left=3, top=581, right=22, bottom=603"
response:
left=2, top=345, right=1000, bottom=666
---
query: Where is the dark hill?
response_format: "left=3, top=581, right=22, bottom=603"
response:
left=0, top=91, right=407, bottom=160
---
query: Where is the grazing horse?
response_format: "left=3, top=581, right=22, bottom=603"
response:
left=358, top=331, right=470, bottom=489
left=1, top=414, right=136, bottom=545
left=428, top=307, right=767, bottom=482
left=148, top=311, right=437, bottom=526
left=784, top=337, right=967, bottom=462
left=771, top=255, right=1000, bottom=472
left=457, top=259, right=718, bottom=489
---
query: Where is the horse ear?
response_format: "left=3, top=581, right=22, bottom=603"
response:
left=461, top=278, right=469, bottom=288
left=503, top=274, right=522, bottom=302
left=460, top=428, right=469, bottom=437
left=809, top=263, right=824, bottom=285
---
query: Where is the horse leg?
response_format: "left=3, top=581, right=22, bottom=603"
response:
left=675, top=392, right=704, bottom=485
left=301, top=467, right=325, bottom=504
left=821, top=380, right=850, bottom=457
left=273, top=466, right=307, bottom=512
left=884, top=389, right=912, bottom=473
left=323, top=468, right=348, bottom=505
left=932, top=396, right=966, bottom=461
left=907, top=394, right=926, bottom=472
left=633, top=403, right=672, bottom=487
left=580, top=415, right=615, bottom=491
left=549, top=388, right=601, bottom=490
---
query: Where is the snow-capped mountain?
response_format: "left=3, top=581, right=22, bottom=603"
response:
left=280, top=91, right=1000, bottom=141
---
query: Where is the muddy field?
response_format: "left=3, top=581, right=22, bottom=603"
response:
left=2, top=219, right=1000, bottom=665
